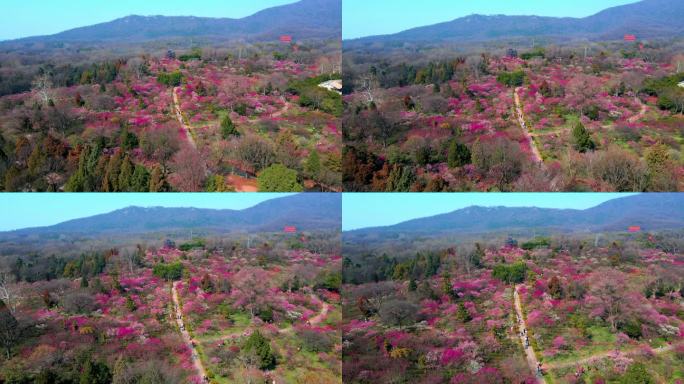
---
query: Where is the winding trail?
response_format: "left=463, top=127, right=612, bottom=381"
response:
left=627, top=96, right=648, bottom=123
left=546, top=340, right=684, bottom=371
left=514, top=284, right=547, bottom=384
left=172, top=282, right=207, bottom=381
left=270, top=96, right=290, bottom=118
left=307, top=297, right=331, bottom=326
left=173, top=86, right=196, bottom=149
left=201, top=294, right=331, bottom=344
left=514, top=87, right=543, bottom=164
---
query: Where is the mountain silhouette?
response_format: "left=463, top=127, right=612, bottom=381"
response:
left=8, top=0, right=340, bottom=43
left=1, top=193, right=341, bottom=237
left=345, top=194, right=684, bottom=236
left=347, top=0, right=683, bottom=43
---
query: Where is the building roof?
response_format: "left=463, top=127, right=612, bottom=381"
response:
left=318, top=79, right=342, bottom=93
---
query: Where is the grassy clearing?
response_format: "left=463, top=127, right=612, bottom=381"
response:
left=543, top=326, right=616, bottom=366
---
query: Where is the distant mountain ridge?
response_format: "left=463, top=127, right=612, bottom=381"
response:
left=347, top=0, right=684, bottom=44
left=6, top=0, right=340, bottom=43
left=1, top=194, right=341, bottom=237
left=345, top=194, right=684, bottom=237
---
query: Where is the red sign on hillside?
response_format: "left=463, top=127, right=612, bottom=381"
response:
left=284, top=226, right=297, bottom=233
left=624, top=34, right=637, bottom=42
left=280, top=35, right=293, bottom=43
left=628, top=226, right=641, bottom=232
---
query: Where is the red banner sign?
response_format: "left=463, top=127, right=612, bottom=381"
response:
left=284, top=226, right=297, bottom=233
left=624, top=34, right=637, bottom=41
left=628, top=226, right=641, bottom=232
left=280, top=35, right=293, bottom=43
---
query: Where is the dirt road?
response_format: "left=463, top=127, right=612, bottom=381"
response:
left=173, top=87, right=196, bottom=148
left=627, top=96, right=647, bottom=123
left=203, top=294, right=331, bottom=344
left=172, top=282, right=207, bottom=381
left=270, top=96, right=290, bottom=118
left=546, top=340, right=684, bottom=371
left=307, top=296, right=331, bottom=325
left=514, top=87, right=543, bottom=164
left=514, top=284, right=547, bottom=384
left=227, top=174, right=258, bottom=192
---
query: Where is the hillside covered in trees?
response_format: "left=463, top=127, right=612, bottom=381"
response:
left=0, top=0, right=342, bottom=192
left=342, top=195, right=684, bottom=383
left=0, top=193, right=342, bottom=383
left=343, top=0, right=684, bottom=192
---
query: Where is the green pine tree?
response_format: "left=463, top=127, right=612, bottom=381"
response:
left=220, top=115, right=239, bottom=139
left=456, top=302, right=472, bottom=322
left=447, top=140, right=471, bottom=168
left=79, top=359, right=112, bottom=384
left=305, top=150, right=321, bottom=179
left=117, top=156, right=134, bottom=192
left=131, top=165, right=150, bottom=192
left=572, top=122, right=596, bottom=152
left=149, top=165, right=170, bottom=192
left=243, top=331, right=277, bottom=370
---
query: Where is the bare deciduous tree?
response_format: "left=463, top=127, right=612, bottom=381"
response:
left=0, top=271, right=18, bottom=314
left=357, top=72, right=377, bottom=104
left=32, top=74, right=54, bottom=106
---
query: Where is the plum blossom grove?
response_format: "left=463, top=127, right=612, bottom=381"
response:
left=0, top=230, right=342, bottom=383
left=342, top=230, right=684, bottom=383
left=0, top=42, right=341, bottom=192
left=343, top=42, right=684, bottom=192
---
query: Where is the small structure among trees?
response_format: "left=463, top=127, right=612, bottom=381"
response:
left=505, top=237, right=518, bottom=247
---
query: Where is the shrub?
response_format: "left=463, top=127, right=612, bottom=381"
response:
left=304, top=150, right=321, bottom=179
left=298, top=329, right=333, bottom=353
left=156, top=71, right=183, bottom=87
left=234, top=103, right=248, bottom=116
left=619, top=319, right=642, bottom=339
left=378, top=300, right=419, bottom=328
left=256, top=307, right=273, bottom=323
left=80, top=359, right=112, bottom=384
left=447, top=140, right=471, bottom=168
left=179, top=238, right=205, bottom=251
left=588, top=147, right=647, bottom=191
left=496, top=70, right=525, bottom=87
left=492, top=262, right=527, bottom=284
left=316, top=271, right=341, bottom=292
left=619, top=363, right=654, bottom=384
left=235, top=136, right=275, bottom=173
left=572, top=122, right=595, bottom=152
left=220, top=115, right=239, bottom=139
left=152, top=262, right=183, bottom=281
left=178, top=48, right=202, bottom=62
left=521, top=237, right=550, bottom=250
left=471, top=137, right=524, bottom=189
left=257, top=164, right=303, bottom=192
left=243, top=331, right=277, bottom=370
left=615, top=125, right=641, bottom=142
left=585, top=105, right=600, bottom=121
left=61, top=292, right=97, bottom=314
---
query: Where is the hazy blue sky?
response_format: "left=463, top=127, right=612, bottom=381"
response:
left=343, top=193, right=636, bottom=231
left=1, top=0, right=298, bottom=40
left=0, top=193, right=294, bottom=231
left=343, top=0, right=640, bottom=39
